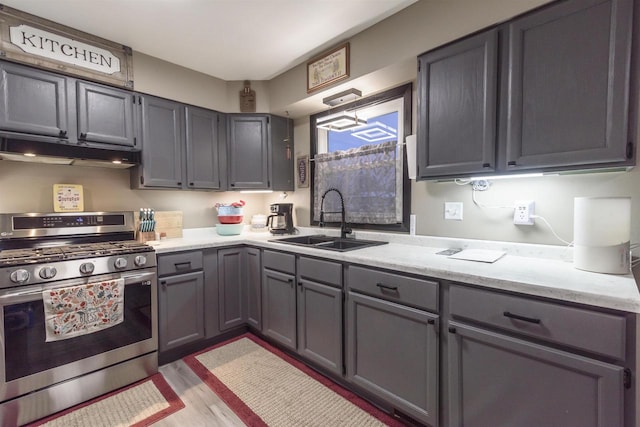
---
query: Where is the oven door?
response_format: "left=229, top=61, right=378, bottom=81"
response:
left=0, top=269, right=157, bottom=402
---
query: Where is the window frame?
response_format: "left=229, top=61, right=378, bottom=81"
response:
left=309, top=83, right=412, bottom=232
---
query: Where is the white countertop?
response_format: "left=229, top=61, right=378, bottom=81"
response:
left=148, top=227, right=640, bottom=314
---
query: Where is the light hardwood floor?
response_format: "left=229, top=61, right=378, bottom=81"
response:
left=153, top=359, right=245, bottom=426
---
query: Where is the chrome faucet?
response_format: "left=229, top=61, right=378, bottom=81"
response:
left=320, top=188, right=353, bottom=239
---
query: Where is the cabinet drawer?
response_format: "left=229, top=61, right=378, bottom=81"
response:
left=347, top=266, right=438, bottom=312
left=298, top=256, right=342, bottom=288
left=449, top=285, right=627, bottom=361
left=158, top=250, right=203, bottom=276
left=263, top=250, right=295, bottom=274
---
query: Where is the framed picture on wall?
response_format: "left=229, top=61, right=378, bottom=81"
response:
left=297, top=155, right=310, bottom=188
left=307, top=43, right=349, bottom=93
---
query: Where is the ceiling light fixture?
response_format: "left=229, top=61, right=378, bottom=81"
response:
left=322, top=88, right=363, bottom=107
left=317, top=111, right=367, bottom=132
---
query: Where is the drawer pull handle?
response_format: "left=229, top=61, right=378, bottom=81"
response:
left=174, top=261, right=192, bottom=270
left=376, top=283, right=398, bottom=291
left=503, top=311, right=541, bottom=324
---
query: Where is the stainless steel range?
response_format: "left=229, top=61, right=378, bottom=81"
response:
left=0, top=212, right=158, bottom=426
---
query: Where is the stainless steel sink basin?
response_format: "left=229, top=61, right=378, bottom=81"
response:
left=270, top=234, right=388, bottom=252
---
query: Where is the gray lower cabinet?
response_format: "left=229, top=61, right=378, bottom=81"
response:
left=347, top=292, right=439, bottom=426
left=218, top=247, right=246, bottom=331
left=262, top=268, right=297, bottom=350
left=448, top=283, right=630, bottom=427
left=227, top=114, right=294, bottom=191
left=157, top=249, right=206, bottom=353
left=246, top=247, right=262, bottom=330
left=447, top=321, right=624, bottom=427
left=297, top=256, right=343, bottom=375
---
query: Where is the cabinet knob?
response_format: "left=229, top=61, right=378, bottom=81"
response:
left=79, top=132, right=87, bottom=139
left=448, top=327, right=457, bottom=334
left=507, top=161, right=517, bottom=166
left=177, top=182, right=182, bottom=186
left=427, top=319, right=435, bottom=325
left=59, top=130, right=67, bottom=138
left=482, top=163, right=491, bottom=168
left=189, top=182, right=194, bottom=186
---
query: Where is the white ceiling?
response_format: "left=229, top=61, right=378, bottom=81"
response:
left=2, top=0, right=417, bottom=81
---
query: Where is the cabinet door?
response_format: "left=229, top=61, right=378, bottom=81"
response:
left=0, top=62, right=68, bottom=138
left=246, top=247, right=262, bottom=330
left=218, top=248, right=245, bottom=331
left=76, top=81, right=135, bottom=147
left=138, top=95, right=184, bottom=188
left=227, top=115, right=269, bottom=189
left=346, top=292, right=438, bottom=426
left=297, top=279, right=342, bottom=375
left=447, top=321, right=624, bottom=427
left=504, top=0, right=633, bottom=171
left=262, top=268, right=296, bottom=350
left=269, top=115, right=294, bottom=191
left=185, top=106, right=223, bottom=190
left=417, top=29, right=498, bottom=179
left=158, top=271, right=205, bottom=352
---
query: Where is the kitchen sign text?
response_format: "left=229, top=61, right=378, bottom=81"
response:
left=10, top=25, right=120, bottom=74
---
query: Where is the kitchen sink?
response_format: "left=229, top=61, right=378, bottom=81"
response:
left=270, top=234, right=388, bottom=252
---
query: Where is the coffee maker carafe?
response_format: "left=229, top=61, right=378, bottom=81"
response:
left=267, top=203, right=294, bottom=234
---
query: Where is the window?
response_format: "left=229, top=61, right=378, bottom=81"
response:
left=310, top=84, right=412, bottom=232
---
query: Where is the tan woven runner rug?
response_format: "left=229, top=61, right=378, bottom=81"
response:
left=26, top=373, right=184, bottom=427
left=184, top=333, right=405, bottom=426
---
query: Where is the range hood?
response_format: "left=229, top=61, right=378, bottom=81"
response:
left=0, top=132, right=140, bottom=169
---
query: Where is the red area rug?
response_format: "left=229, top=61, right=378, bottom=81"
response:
left=26, top=373, right=184, bottom=427
left=184, top=333, right=404, bottom=426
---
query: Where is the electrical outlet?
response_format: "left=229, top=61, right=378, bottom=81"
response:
left=513, top=200, right=535, bottom=225
left=444, top=202, right=463, bottom=220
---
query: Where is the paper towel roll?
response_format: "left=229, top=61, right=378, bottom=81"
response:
left=573, top=196, right=631, bottom=274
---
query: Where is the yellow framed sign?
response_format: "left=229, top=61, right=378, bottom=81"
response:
left=53, top=184, right=84, bottom=212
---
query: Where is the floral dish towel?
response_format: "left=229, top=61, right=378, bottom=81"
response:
left=43, top=278, right=125, bottom=342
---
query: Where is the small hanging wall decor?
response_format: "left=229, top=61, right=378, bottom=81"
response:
left=239, top=80, right=256, bottom=112
left=297, top=155, right=309, bottom=188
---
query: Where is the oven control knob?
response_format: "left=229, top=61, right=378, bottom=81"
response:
left=114, top=257, right=128, bottom=269
left=134, top=255, right=147, bottom=267
left=10, top=269, right=29, bottom=284
left=79, top=262, right=95, bottom=274
left=39, top=266, right=57, bottom=279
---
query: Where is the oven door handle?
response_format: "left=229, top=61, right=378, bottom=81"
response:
left=121, top=271, right=157, bottom=285
left=0, top=270, right=157, bottom=303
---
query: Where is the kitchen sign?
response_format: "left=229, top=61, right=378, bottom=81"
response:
left=9, top=25, right=121, bottom=75
left=0, top=5, right=134, bottom=88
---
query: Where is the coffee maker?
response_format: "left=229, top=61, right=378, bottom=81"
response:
left=267, top=203, right=295, bottom=234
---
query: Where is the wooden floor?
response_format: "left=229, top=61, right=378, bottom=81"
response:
left=153, top=359, right=245, bottom=426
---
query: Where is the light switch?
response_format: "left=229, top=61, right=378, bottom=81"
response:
left=444, top=202, right=463, bottom=220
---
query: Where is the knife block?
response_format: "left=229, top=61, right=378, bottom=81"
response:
left=137, top=231, right=156, bottom=243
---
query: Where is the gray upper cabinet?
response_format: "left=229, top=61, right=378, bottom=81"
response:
left=417, top=0, right=635, bottom=179
left=227, top=114, right=294, bottom=191
left=185, top=106, right=225, bottom=190
left=417, top=29, right=498, bottom=178
left=0, top=61, right=69, bottom=138
left=76, top=81, right=136, bottom=148
left=504, top=0, right=634, bottom=171
left=133, top=95, right=184, bottom=189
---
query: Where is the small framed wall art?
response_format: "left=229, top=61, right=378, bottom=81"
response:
left=296, top=155, right=310, bottom=188
left=307, top=42, right=349, bottom=93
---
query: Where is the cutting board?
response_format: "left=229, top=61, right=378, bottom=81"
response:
left=135, top=210, right=183, bottom=239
